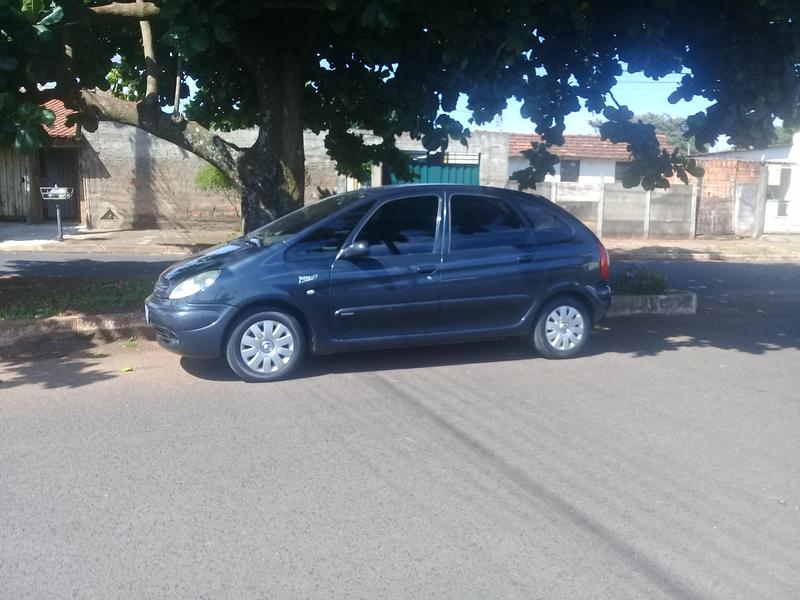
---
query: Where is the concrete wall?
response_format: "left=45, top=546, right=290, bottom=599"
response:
left=81, top=123, right=251, bottom=229
left=517, top=182, right=696, bottom=239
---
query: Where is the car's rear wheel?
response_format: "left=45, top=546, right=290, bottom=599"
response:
left=532, top=297, right=590, bottom=359
left=225, top=310, right=305, bottom=382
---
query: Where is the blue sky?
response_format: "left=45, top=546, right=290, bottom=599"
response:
left=452, top=71, right=713, bottom=136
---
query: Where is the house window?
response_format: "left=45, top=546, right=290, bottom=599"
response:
left=614, top=161, right=631, bottom=182
left=560, top=159, right=580, bottom=182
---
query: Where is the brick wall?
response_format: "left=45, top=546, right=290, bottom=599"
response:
left=693, top=159, right=761, bottom=235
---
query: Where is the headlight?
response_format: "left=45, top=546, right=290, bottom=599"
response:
left=169, top=270, right=222, bottom=300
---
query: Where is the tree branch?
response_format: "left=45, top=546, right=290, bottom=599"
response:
left=79, top=90, right=243, bottom=187
left=88, top=1, right=160, bottom=19
left=137, top=0, right=158, bottom=100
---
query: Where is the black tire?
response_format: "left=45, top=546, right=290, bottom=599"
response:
left=225, top=310, right=306, bottom=382
left=532, top=297, right=591, bottom=359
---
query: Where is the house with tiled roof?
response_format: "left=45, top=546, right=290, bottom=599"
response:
left=0, top=100, right=83, bottom=223
left=507, top=133, right=673, bottom=184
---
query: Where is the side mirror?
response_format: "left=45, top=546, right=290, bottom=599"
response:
left=338, top=241, right=370, bottom=260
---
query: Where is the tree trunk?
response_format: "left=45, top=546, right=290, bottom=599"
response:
left=237, top=21, right=306, bottom=233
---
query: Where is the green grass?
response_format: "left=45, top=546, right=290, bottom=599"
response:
left=0, top=277, right=154, bottom=321
left=611, top=268, right=669, bottom=295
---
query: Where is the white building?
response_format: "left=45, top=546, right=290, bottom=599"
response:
left=507, top=133, right=672, bottom=184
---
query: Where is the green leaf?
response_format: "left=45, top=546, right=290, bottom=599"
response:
left=39, top=107, right=55, bottom=126
left=14, top=126, right=40, bottom=153
left=0, top=56, right=17, bottom=71
left=37, top=4, right=63, bottom=27
left=212, top=21, right=232, bottom=43
left=189, top=29, right=210, bottom=52
left=21, top=0, right=44, bottom=19
left=686, top=162, right=705, bottom=178
left=621, top=168, right=641, bottom=188
left=32, top=23, right=52, bottom=40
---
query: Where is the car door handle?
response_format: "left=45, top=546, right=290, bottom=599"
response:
left=414, top=264, right=438, bottom=274
left=516, top=255, right=533, bottom=263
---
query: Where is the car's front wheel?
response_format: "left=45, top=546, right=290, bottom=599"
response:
left=532, top=298, right=591, bottom=359
left=225, top=310, right=305, bottom=382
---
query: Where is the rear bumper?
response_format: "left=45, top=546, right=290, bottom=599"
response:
left=586, top=283, right=612, bottom=323
left=144, top=295, right=236, bottom=358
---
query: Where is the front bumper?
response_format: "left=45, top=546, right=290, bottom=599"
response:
left=144, top=295, right=237, bottom=358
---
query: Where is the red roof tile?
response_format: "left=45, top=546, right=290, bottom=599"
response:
left=42, top=99, right=78, bottom=139
left=509, top=133, right=672, bottom=161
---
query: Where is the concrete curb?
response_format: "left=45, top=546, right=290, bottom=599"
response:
left=0, top=311, right=150, bottom=348
left=609, top=251, right=800, bottom=262
left=606, top=290, right=697, bottom=318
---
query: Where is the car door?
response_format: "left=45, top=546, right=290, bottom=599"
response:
left=439, top=192, right=545, bottom=332
left=329, top=194, right=442, bottom=340
left=281, top=200, right=377, bottom=331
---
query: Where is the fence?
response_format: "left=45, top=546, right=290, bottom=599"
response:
left=526, top=181, right=697, bottom=239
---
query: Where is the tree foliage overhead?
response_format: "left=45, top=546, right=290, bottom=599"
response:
left=1, top=0, right=799, bottom=227
left=590, top=112, right=697, bottom=153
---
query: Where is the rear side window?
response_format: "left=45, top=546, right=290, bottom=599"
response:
left=516, top=200, right=574, bottom=245
left=285, top=201, right=373, bottom=259
left=355, top=195, right=439, bottom=256
left=449, top=195, right=528, bottom=251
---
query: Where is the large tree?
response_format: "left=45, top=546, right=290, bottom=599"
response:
left=589, top=113, right=699, bottom=154
left=1, top=1, right=798, bottom=230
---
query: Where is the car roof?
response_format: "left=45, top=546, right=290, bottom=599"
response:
left=359, top=184, right=544, bottom=199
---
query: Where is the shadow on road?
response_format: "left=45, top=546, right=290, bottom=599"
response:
left=0, top=335, right=116, bottom=391
left=1, top=257, right=172, bottom=279
left=180, top=311, right=799, bottom=382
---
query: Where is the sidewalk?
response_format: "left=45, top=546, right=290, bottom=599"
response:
left=606, top=234, right=800, bottom=261
left=1, top=222, right=799, bottom=261
left=0, top=222, right=233, bottom=256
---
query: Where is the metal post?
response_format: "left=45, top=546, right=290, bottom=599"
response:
left=56, top=202, right=64, bottom=241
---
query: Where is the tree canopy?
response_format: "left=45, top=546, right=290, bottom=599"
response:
left=1, top=1, right=798, bottom=228
left=590, top=113, right=698, bottom=154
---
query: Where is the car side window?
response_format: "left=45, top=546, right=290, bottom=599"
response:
left=516, top=200, right=575, bottom=245
left=285, top=201, right=373, bottom=259
left=355, top=195, right=439, bottom=256
left=449, top=195, right=528, bottom=251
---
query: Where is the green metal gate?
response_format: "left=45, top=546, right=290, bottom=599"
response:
left=388, top=153, right=481, bottom=186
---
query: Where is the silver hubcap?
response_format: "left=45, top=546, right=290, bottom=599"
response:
left=240, top=319, right=294, bottom=374
left=545, top=305, right=584, bottom=351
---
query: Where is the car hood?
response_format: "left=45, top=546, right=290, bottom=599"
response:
left=153, top=240, right=265, bottom=298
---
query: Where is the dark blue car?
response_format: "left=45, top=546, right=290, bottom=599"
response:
left=145, top=185, right=611, bottom=382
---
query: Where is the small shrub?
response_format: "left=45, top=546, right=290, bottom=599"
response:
left=195, top=164, right=234, bottom=191
left=611, top=268, right=669, bottom=295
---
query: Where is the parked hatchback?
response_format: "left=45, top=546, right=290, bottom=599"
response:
left=145, top=185, right=611, bottom=382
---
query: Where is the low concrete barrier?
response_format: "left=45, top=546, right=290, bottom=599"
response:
left=0, top=311, right=149, bottom=348
left=606, top=290, right=697, bottom=317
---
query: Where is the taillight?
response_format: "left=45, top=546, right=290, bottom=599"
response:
left=599, top=241, right=610, bottom=281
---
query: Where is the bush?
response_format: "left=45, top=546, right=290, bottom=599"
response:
left=611, top=267, right=669, bottom=295
left=195, top=164, right=234, bottom=191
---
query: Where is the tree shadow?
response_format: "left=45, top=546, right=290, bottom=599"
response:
left=1, top=257, right=172, bottom=278
left=180, top=309, right=799, bottom=383
left=0, top=334, right=117, bottom=390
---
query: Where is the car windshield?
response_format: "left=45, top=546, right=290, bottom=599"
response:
left=244, top=191, right=367, bottom=246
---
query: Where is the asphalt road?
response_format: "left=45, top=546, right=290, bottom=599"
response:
left=1, top=257, right=799, bottom=599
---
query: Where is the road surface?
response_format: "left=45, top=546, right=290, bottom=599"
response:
left=1, top=256, right=798, bottom=598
